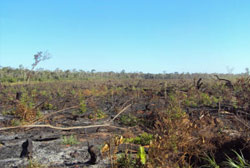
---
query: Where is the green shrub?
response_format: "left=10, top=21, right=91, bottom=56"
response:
left=11, top=119, right=22, bottom=126
left=62, top=135, right=79, bottom=146
left=117, top=154, right=137, bottom=168
left=79, top=99, right=87, bottom=114
left=95, top=109, right=107, bottom=119
left=43, top=103, right=55, bottom=110
left=224, top=150, right=250, bottom=168
left=88, top=109, right=107, bottom=119
left=125, top=133, right=153, bottom=146
left=201, top=153, right=220, bottom=168
left=137, top=146, right=146, bottom=165
left=120, top=114, right=138, bottom=126
left=26, top=159, right=47, bottom=168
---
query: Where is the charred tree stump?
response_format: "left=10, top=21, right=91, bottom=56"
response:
left=16, top=92, right=22, bottom=100
left=85, top=142, right=99, bottom=164
left=20, top=139, right=33, bottom=159
left=196, top=78, right=203, bottom=90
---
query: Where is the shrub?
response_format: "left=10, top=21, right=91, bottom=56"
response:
left=88, top=109, right=107, bottom=120
left=62, top=135, right=79, bottom=146
left=79, top=99, right=87, bottom=114
left=43, top=103, right=55, bottom=110
left=201, top=153, right=220, bottom=168
left=224, top=150, right=250, bottom=168
left=26, top=159, right=47, bottom=168
left=125, top=133, right=153, bottom=146
left=117, top=154, right=138, bottom=168
left=15, top=103, right=37, bottom=123
left=147, top=106, right=202, bottom=167
left=11, top=118, right=22, bottom=126
left=137, top=146, right=146, bottom=165
left=120, top=114, right=138, bottom=126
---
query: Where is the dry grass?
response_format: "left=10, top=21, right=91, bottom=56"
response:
left=15, top=103, right=37, bottom=123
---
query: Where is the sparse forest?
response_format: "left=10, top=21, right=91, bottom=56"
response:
left=0, top=65, right=249, bottom=83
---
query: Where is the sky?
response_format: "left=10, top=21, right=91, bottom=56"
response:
left=0, top=0, right=250, bottom=74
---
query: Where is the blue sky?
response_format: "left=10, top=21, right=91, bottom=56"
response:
left=0, top=0, right=250, bottom=73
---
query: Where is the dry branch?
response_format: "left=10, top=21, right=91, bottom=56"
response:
left=214, top=75, right=234, bottom=89
left=109, top=104, right=131, bottom=122
left=0, top=104, right=132, bottom=131
left=234, top=115, right=250, bottom=129
left=0, top=124, right=126, bottom=131
left=30, top=105, right=79, bottom=124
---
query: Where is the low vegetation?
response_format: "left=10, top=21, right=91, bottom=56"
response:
left=0, top=65, right=249, bottom=167
left=62, top=135, right=79, bottom=146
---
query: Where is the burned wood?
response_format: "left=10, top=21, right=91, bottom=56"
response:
left=34, top=100, right=47, bottom=110
left=86, top=142, right=99, bottom=164
left=16, top=92, right=22, bottom=100
left=214, top=75, right=234, bottom=89
left=196, top=78, right=203, bottom=90
left=20, top=139, right=33, bottom=159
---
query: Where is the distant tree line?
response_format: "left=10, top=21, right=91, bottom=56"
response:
left=0, top=66, right=249, bottom=83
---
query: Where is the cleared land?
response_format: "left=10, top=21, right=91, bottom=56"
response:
left=0, top=76, right=249, bottom=168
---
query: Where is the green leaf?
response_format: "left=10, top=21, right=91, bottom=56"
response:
left=137, top=146, right=146, bottom=165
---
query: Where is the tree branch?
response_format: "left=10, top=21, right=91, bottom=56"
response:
left=0, top=123, right=126, bottom=131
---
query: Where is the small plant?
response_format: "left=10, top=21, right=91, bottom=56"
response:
left=83, top=89, right=92, bottom=96
left=11, top=118, right=22, bottom=126
left=20, top=91, right=35, bottom=109
left=224, top=150, right=250, bottom=168
left=26, top=159, right=47, bottom=168
left=36, top=110, right=43, bottom=119
left=43, top=103, right=55, bottom=110
left=15, top=103, right=37, bottom=123
left=184, top=98, right=198, bottom=107
left=125, top=133, right=153, bottom=146
left=79, top=99, right=87, bottom=114
left=88, top=109, right=107, bottom=120
left=62, top=135, right=79, bottom=146
left=40, top=90, right=48, bottom=96
left=2, top=109, right=13, bottom=116
left=200, top=93, right=219, bottom=107
left=95, top=109, right=107, bottom=119
left=201, top=153, right=220, bottom=168
left=12, top=90, right=38, bottom=123
left=116, top=154, right=137, bottom=168
left=116, top=147, right=146, bottom=168
left=137, top=146, right=146, bottom=165
left=120, top=114, right=138, bottom=126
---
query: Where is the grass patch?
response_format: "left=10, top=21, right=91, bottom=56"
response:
left=120, top=114, right=139, bottom=126
left=125, top=133, right=153, bottom=146
left=224, top=150, right=250, bottom=168
left=62, top=135, right=79, bottom=146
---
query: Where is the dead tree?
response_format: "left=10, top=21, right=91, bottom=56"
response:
left=196, top=78, right=203, bottom=90
left=214, top=75, right=234, bottom=89
left=26, top=51, right=51, bottom=83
